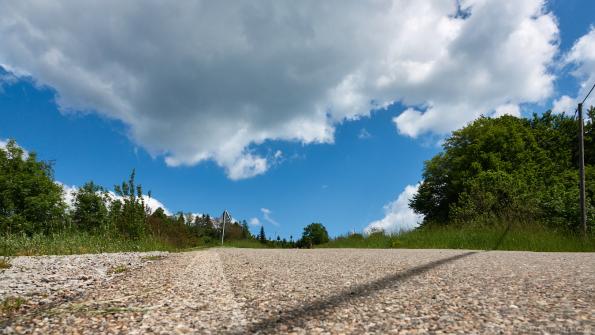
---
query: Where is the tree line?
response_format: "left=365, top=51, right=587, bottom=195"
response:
left=0, top=139, right=330, bottom=248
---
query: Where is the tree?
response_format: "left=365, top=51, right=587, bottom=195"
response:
left=0, top=140, right=65, bottom=235
left=241, top=220, right=251, bottom=239
left=72, top=181, right=108, bottom=232
left=258, top=225, right=266, bottom=244
left=152, top=207, right=168, bottom=221
left=111, top=169, right=148, bottom=238
left=301, top=223, right=329, bottom=245
left=176, top=212, right=185, bottom=225
left=411, top=112, right=595, bottom=231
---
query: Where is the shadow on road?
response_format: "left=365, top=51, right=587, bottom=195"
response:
left=490, top=223, right=512, bottom=251
left=240, top=251, right=477, bottom=334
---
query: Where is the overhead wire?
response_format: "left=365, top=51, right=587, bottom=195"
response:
left=581, top=81, right=595, bottom=105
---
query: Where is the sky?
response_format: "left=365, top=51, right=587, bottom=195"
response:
left=0, top=0, right=594, bottom=239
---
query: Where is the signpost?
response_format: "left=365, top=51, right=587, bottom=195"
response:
left=221, top=210, right=231, bottom=245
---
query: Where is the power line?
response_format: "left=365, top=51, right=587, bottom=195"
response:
left=581, top=81, right=595, bottom=105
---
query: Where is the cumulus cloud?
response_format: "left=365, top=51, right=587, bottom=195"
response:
left=364, top=184, right=423, bottom=234
left=552, top=95, right=575, bottom=114
left=260, top=208, right=279, bottom=226
left=562, top=27, right=595, bottom=109
left=249, top=217, right=261, bottom=226
left=493, top=104, right=521, bottom=118
left=0, top=1, right=559, bottom=178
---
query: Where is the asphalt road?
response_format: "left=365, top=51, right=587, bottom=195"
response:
left=4, top=248, right=595, bottom=334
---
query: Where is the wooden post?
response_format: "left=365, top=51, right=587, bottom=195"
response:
left=578, top=103, right=587, bottom=237
left=221, top=210, right=226, bottom=246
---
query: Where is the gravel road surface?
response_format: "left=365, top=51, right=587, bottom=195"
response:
left=2, top=249, right=594, bottom=334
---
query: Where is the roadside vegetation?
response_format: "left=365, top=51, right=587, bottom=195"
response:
left=0, top=140, right=258, bottom=256
left=323, top=109, right=595, bottom=251
left=1, top=108, right=593, bottom=255
left=321, top=224, right=595, bottom=252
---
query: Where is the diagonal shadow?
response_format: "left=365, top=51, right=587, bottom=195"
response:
left=490, top=222, right=512, bottom=251
left=238, top=251, right=477, bottom=334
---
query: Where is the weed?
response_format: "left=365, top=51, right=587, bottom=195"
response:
left=0, top=257, right=11, bottom=269
left=108, top=265, right=127, bottom=274
left=141, top=255, right=165, bottom=261
left=0, top=232, right=191, bottom=256
left=1, top=296, right=26, bottom=314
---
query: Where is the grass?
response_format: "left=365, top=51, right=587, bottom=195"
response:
left=1, top=297, right=26, bottom=315
left=320, top=224, right=595, bottom=252
left=2, top=225, right=592, bottom=255
left=0, top=231, right=192, bottom=256
left=0, top=257, right=11, bottom=269
left=108, top=264, right=128, bottom=274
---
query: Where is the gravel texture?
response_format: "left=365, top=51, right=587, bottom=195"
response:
left=2, top=248, right=594, bottom=334
left=1, top=251, right=167, bottom=319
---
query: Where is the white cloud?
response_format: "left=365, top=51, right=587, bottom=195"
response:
left=358, top=128, right=371, bottom=139
left=493, top=104, right=521, bottom=118
left=0, top=1, right=559, bottom=178
left=552, top=95, right=575, bottom=114
left=58, top=182, right=78, bottom=209
left=260, top=207, right=279, bottom=226
left=364, top=184, right=423, bottom=234
left=141, top=195, right=171, bottom=216
left=561, top=28, right=595, bottom=109
left=393, top=0, right=558, bottom=137
left=249, top=217, right=260, bottom=226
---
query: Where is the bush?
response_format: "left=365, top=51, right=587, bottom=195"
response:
left=411, top=111, right=595, bottom=232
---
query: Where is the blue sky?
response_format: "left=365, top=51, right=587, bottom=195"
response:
left=1, top=0, right=594, bottom=239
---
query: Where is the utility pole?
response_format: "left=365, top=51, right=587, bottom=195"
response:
left=221, top=210, right=228, bottom=246
left=578, top=103, right=587, bottom=237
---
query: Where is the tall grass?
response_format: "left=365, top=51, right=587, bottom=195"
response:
left=321, top=224, right=595, bottom=252
left=0, top=231, right=186, bottom=256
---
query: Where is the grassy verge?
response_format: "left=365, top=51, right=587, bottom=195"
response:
left=320, top=225, right=595, bottom=252
left=0, top=231, right=194, bottom=256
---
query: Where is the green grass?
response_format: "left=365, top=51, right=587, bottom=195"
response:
left=1, top=297, right=26, bottom=315
left=2, top=226, right=592, bottom=255
left=320, top=224, right=595, bottom=252
left=0, top=231, right=193, bottom=256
